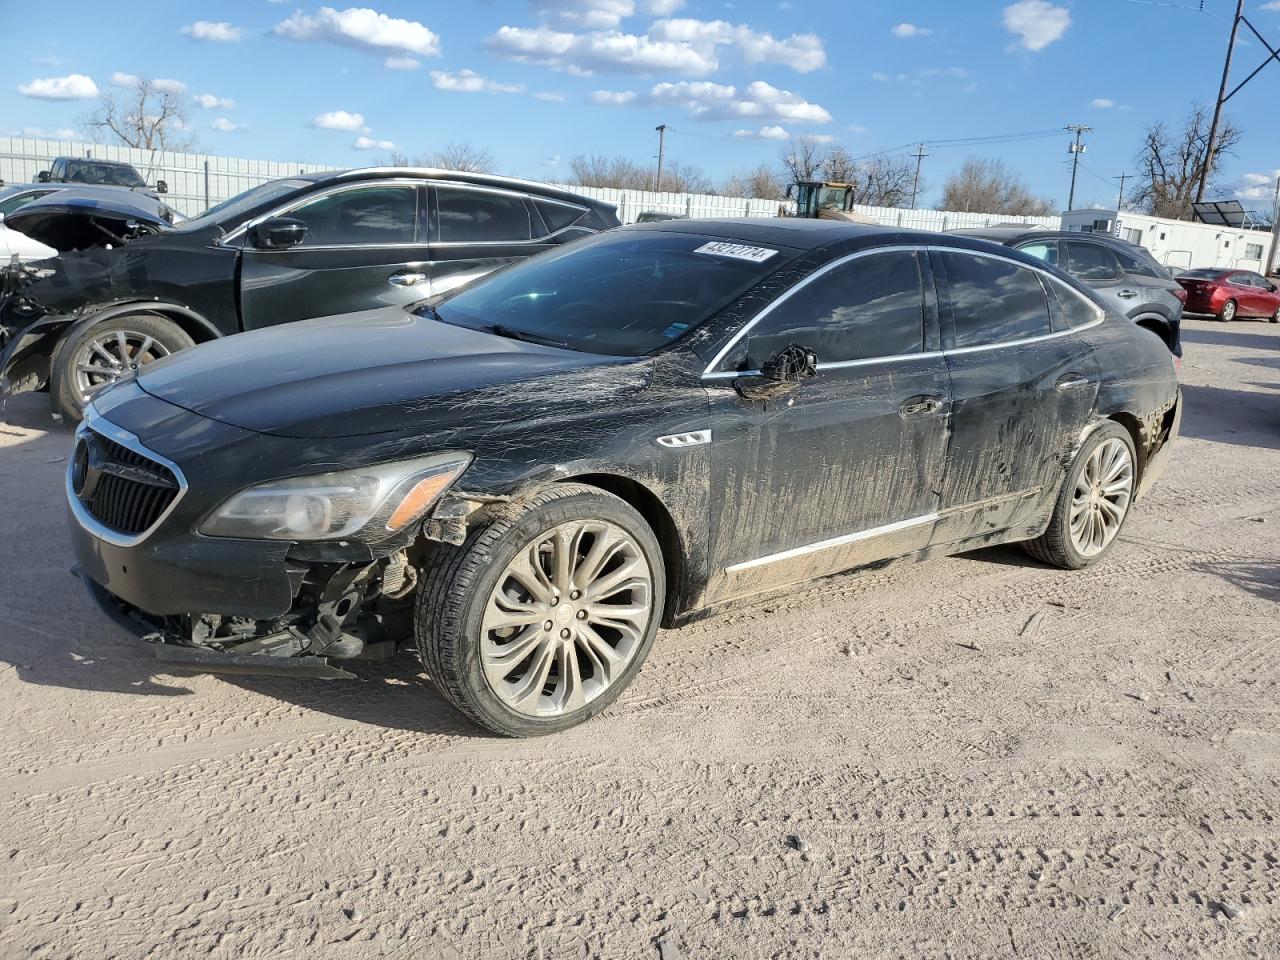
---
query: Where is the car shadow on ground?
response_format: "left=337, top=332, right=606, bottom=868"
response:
left=1178, top=382, right=1280, bottom=450
left=1191, top=558, right=1280, bottom=604
left=0, top=391, right=63, bottom=435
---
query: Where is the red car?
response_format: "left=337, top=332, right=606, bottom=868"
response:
left=1175, top=268, right=1280, bottom=322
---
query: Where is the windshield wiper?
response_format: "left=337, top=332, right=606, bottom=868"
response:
left=484, top=323, right=573, bottom=350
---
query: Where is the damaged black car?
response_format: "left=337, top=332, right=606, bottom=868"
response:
left=0, top=167, right=617, bottom=419
left=68, top=220, right=1181, bottom=737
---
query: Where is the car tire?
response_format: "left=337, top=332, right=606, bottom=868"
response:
left=1024, top=422, right=1137, bottom=571
left=414, top=483, right=666, bottom=737
left=50, top=313, right=194, bottom=421
left=1218, top=299, right=1237, bottom=322
left=1270, top=307, right=1279, bottom=324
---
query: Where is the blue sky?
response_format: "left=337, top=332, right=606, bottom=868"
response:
left=4, top=0, right=1280, bottom=211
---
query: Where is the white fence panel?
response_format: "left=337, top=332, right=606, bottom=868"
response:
left=2, top=137, right=1064, bottom=231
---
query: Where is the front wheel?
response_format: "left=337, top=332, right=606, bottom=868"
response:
left=1024, top=422, right=1136, bottom=570
left=415, top=483, right=665, bottom=737
left=1218, top=299, right=1237, bottom=322
left=50, top=313, right=194, bottom=421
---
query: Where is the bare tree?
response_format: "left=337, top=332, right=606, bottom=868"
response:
left=567, top=154, right=712, bottom=193
left=721, top=165, right=785, bottom=200
left=81, top=78, right=195, bottom=152
left=847, top=155, right=918, bottom=208
left=1131, top=104, right=1242, bottom=219
left=780, top=135, right=827, bottom=184
left=941, top=157, right=1055, bottom=216
left=426, top=142, right=496, bottom=174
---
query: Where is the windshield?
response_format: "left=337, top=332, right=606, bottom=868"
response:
left=816, top=187, right=846, bottom=208
left=67, top=161, right=145, bottom=187
left=431, top=230, right=793, bottom=356
left=180, top=178, right=312, bottom=230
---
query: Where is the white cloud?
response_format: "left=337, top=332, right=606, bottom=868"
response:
left=430, top=69, right=525, bottom=94
left=312, top=110, right=367, bottom=131
left=891, top=22, right=933, bottom=38
left=210, top=117, right=245, bottom=132
left=111, top=73, right=186, bottom=93
left=544, top=153, right=561, bottom=166
left=194, top=92, right=236, bottom=109
left=589, top=89, right=638, bottom=104
left=487, top=16, right=824, bottom=76
left=648, top=18, right=825, bottom=72
left=533, top=0, right=634, bottom=28
left=274, top=6, right=441, bottom=58
left=643, top=0, right=685, bottom=12
left=384, top=56, right=420, bottom=70
left=1091, top=97, right=1115, bottom=108
left=1262, top=1, right=1280, bottom=9
left=16, top=73, right=99, bottom=100
left=651, top=79, right=831, bottom=123
left=354, top=135, right=394, bottom=150
left=733, top=125, right=790, bottom=140
left=533, top=90, right=567, bottom=101
left=17, top=126, right=78, bottom=139
left=1003, top=0, right=1070, bottom=52
left=180, top=20, right=243, bottom=42
left=872, top=66, right=971, bottom=85
left=111, top=71, right=139, bottom=87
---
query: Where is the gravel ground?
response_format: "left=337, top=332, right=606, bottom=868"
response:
left=0, top=317, right=1277, bottom=960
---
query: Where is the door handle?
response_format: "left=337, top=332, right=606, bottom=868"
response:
left=1117, top=290, right=1138, bottom=299
left=900, top=395, right=944, bottom=416
left=389, top=272, right=427, bottom=287
left=1056, top=374, right=1093, bottom=391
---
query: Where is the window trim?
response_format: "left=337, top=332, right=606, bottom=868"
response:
left=224, top=178, right=425, bottom=248
left=430, top=181, right=540, bottom=247
left=702, top=243, right=1103, bottom=380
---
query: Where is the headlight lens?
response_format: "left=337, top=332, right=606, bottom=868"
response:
left=199, top=452, right=471, bottom=541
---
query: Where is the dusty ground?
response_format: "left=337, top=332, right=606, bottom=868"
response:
left=0, top=317, right=1277, bottom=960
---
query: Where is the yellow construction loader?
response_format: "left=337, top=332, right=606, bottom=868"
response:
left=781, top=181, right=878, bottom=223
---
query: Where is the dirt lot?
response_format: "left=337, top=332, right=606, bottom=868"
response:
left=0, top=317, right=1277, bottom=959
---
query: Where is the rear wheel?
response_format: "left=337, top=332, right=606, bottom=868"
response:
left=1024, top=422, right=1136, bottom=570
left=1270, top=307, right=1279, bottom=323
left=50, top=313, right=194, bottom=421
left=415, top=483, right=665, bottom=737
left=1218, top=299, right=1237, bottom=322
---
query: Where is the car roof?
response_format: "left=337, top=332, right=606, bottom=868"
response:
left=623, top=217, right=927, bottom=250
left=56, top=156, right=137, bottom=167
left=298, top=167, right=616, bottom=211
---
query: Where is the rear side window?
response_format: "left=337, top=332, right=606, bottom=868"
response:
left=437, top=186, right=532, bottom=243
left=1016, top=240, right=1059, bottom=267
left=1043, top=276, right=1102, bottom=329
left=287, top=185, right=417, bottom=246
left=1112, top=246, right=1171, bottom=280
left=535, top=199, right=586, bottom=235
left=747, top=250, right=924, bottom=366
left=1063, top=241, right=1123, bottom=282
left=940, top=251, right=1052, bottom=348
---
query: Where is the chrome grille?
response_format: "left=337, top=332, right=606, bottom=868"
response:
left=73, top=429, right=180, bottom=536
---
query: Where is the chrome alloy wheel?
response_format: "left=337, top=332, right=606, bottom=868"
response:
left=1069, top=437, right=1134, bottom=558
left=74, top=330, right=172, bottom=398
left=1221, top=300, right=1237, bottom=322
left=480, top=520, right=655, bottom=717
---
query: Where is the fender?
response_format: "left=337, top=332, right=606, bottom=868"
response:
left=62, top=300, right=222, bottom=343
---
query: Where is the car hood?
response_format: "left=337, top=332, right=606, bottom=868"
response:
left=4, top=191, right=173, bottom=252
left=135, top=305, right=637, bottom=438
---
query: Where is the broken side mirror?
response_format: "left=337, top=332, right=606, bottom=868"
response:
left=155, top=179, right=168, bottom=194
left=36, top=170, right=50, bottom=183
left=734, top=342, right=818, bottom=401
left=249, top=217, right=308, bottom=250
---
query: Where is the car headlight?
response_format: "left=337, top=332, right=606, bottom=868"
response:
left=199, top=452, right=471, bottom=541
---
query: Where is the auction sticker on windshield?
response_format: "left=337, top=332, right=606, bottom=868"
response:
left=693, top=241, right=778, bottom=263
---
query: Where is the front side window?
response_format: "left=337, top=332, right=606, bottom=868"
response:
left=745, top=250, right=925, bottom=367
left=940, top=251, right=1052, bottom=348
left=437, top=187, right=531, bottom=243
left=1063, top=241, right=1123, bottom=282
left=433, top=230, right=792, bottom=357
left=287, top=185, right=417, bottom=246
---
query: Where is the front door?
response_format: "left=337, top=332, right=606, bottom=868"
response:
left=427, top=184, right=553, bottom=297
left=238, top=181, right=428, bottom=330
left=928, top=247, right=1101, bottom=546
left=703, top=248, right=952, bottom=603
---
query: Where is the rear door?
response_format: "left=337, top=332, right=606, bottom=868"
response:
left=238, top=180, right=429, bottom=330
left=704, top=247, right=951, bottom=601
left=1223, top=272, right=1258, bottom=316
left=426, top=183, right=554, bottom=297
left=929, top=247, right=1101, bottom=546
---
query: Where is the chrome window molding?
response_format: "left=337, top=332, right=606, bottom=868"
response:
left=725, top=512, right=937, bottom=573
left=702, top=243, right=1106, bottom=380
left=66, top=406, right=189, bottom=548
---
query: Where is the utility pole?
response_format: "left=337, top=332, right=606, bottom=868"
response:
left=1200, top=0, right=1245, bottom=203
left=1065, top=124, right=1092, bottom=211
left=654, top=124, right=667, bottom=193
left=1114, top=173, right=1128, bottom=213
left=909, top=143, right=928, bottom=209
left=1267, top=176, right=1280, bottom=277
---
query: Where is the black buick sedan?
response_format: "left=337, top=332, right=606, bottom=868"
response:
left=68, top=220, right=1181, bottom=736
left=0, top=167, right=616, bottom=420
